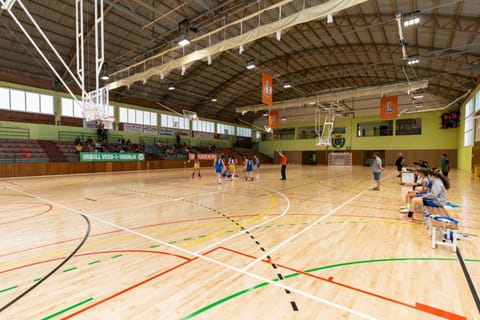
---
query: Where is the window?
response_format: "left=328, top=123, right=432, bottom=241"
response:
left=0, top=87, right=54, bottom=114
left=217, top=123, right=234, bottom=135
left=10, top=89, right=25, bottom=111
left=236, top=126, right=252, bottom=137
left=464, top=98, right=474, bottom=147
left=357, top=120, right=393, bottom=137
left=61, top=97, right=85, bottom=118
left=192, top=119, right=215, bottom=133
left=40, top=94, right=54, bottom=114
left=119, top=106, right=157, bottom=126
left=396, top=118, right=422, bottom=135
left=161, top=114, right=189, bottom=130
left=0, top=87, right=9, bottom=110
left=26, top=92, right=40, bottom=113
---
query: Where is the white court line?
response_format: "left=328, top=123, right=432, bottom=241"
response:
left=241, top=171, right=396, bottom=271
left=6, top=184, right=377, bottom=320
left=195, top=185, right=291, bottom=254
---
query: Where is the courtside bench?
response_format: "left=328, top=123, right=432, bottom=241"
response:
left=424, top=200, right=459, bottom=252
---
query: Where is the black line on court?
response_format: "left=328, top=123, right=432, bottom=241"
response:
left=0, top=214, right=91, bottom=312
left=84, top=197, right=97, bottom=202
left=132, top=187, right=300, bottom=312
left=456, top=248, right=480, bottom=313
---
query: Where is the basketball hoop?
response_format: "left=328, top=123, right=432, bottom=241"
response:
left=83, top=87, right=109, bottom=122
left=102, top=116, right=115, bottom=130
left=183, top=109, right=198, bottom=121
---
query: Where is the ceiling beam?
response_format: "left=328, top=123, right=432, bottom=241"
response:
left=235, top=80, right=429, bottom=114
left=107, top=0, right=368, bottom=91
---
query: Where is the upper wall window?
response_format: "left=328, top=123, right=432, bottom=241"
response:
left=396, top=118, right=422, bottom=135
left=357, top=120, right=393, bottom=136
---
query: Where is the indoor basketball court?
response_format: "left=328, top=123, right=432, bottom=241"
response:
left=1, top=165, right=479, bottom=319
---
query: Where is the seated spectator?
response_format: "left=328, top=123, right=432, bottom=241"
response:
left=74, top=144, right=83, bottom=153
left=407, top=169, right=450, bottom=219
left=400, top=168, right=431, bottom=213
left=74, top=135, right=81, bottom=146
left=86, top=136, right=93, bottom=145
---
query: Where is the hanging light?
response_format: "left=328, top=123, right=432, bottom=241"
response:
left=178, top=36, right=191, bottom=46
left=407, top=57, right=420, bottom=65
left=283, top=81, right=292, bottom=89
left=211, top=96, right=218, bottom=102
left=168, top=83, right=175, bottom=90
left=246, top=60, right=256, bottom=70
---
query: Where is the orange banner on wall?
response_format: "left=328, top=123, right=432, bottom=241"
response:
left=380, top=96, right=398, bottom=119
left=269, top=111, right=279, bottom=128
left=262, top=72, right=273, bottom=106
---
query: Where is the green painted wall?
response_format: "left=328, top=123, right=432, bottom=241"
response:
left=259, top=111, right=459, bottom=158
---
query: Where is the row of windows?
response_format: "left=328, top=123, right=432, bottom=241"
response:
left=0, top=87, right=54, bottom=114
left=0, top=86, right=252, bottom=137
left=464, top=90, right=480, bottom=146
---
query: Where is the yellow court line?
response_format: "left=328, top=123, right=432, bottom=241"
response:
left=181, top=187, right=277, bottom=249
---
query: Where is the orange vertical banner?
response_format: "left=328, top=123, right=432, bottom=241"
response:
left=262, top=72, right=273, bottom=106
left=269, top=111, right=279, bottom=128
left=380, top=96, right=398, bottom=119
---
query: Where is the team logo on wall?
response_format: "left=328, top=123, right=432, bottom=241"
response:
left=332, top=134, right=345, bottom=148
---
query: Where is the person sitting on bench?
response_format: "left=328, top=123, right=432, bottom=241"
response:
left=400, top=168, right=432, bottom=213
left=407, top=169, right=450, bottom=219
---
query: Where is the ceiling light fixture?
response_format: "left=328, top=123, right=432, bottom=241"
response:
left=246, top=60, right=256, bottom=70
left=178, top=36, right=190, bottom=47
left=404, top=17, right=420, bottom=27
left=276, top=31, right=281, bottom=41
left=407, top=58, right=420, bottom=65
left=283, top=81, right=292, bottom=89
left=101, top=75, right=109, bottom=80
left=211, top=96, right=218, bottom=102
left=327, top=14, right=333, bottom=24
left=412, top=94, right=424, bottom=99
left=168, top=83, right=175, bottom=90
left=239, top=44, right=244, bottom=54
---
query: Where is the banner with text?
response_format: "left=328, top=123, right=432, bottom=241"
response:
left=380, top=96, right=398, bottom=119
left=80, top=152, right=145, bottom=162
left=262, top=72, right=273, bottom=106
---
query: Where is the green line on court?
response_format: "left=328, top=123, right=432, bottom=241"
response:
left=62, top=267, right=77, bottom=273
left=198, top=235, right=207, bottom=238
left=168, top=241, right=176, bottom=244
left=181, top=257, right=467, bottom=319
left=88, top=260, right=101, bottom=265
left=277, top=224, right=284, bottom=226
left=41, top=297, right=93, bottom=320
left=0, top=285, right=18, bottom=293
left=111, top=254, right=122, bottom=258
left=179, top=283, right=269, bottom=320
left=226, top=230, right=234, bottom=233
left=150, top=244, right=160, bottom=248
left=184, top=237, right=192, bottom=240
left=33, top=278, right=42, bottom=282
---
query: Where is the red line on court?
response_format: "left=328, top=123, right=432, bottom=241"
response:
left=0, top=250, right=191, bottom=274
left=216, top=246, right=466, bottom=320
left=0, top=203, right=53, bottom=225
left=60, top=259, right=195, bottom=319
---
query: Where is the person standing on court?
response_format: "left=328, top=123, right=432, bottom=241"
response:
left=192, top=152, right=201, bottom=178
left=441, top=153, right=450, bottom=177
left=395, top=152, right=405, bottom=177
left=372, top=151, right=384, bottom=190
left=214, top=153, right=225, bottom=184
left=277, top=150, right=287, bottom=180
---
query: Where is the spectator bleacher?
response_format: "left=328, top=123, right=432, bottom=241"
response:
left=0, top=138, right=49, bottom=163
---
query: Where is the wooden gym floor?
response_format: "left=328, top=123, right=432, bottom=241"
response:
left=0, top=164, right=479, bottom=320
